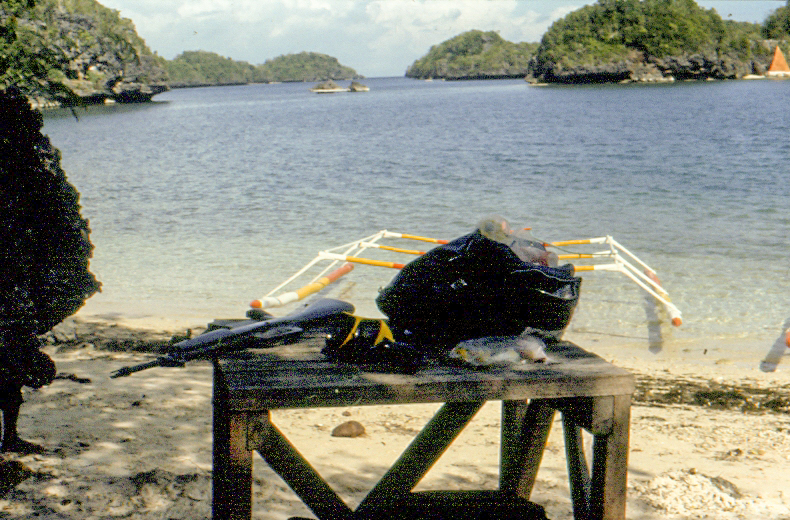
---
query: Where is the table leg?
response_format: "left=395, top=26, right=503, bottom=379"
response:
left=499, top=399, right=556, bottom=498
left=558, top=395, right=630, bottom=520
left=212, top=403, right=253, bottom=520
left=589, top=394, right=630, bottom=520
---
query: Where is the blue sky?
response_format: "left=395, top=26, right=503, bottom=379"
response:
left=99, top=0, right=785, bottom=78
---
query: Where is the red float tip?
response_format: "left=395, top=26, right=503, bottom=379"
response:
left=671, top=317, right=682, bottom=327
left=250, top=300, right=262, bottom=309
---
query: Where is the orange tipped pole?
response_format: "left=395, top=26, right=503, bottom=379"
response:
left=644, top=269, right=681, bottom=326
left=786, top=328, right=790, bottom=348
left=250, top=263, right=354, bottom=309
left=550, top=239, right=597, bottom=246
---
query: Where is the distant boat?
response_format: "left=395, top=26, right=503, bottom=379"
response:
left=767, top=46, right=790, bottom=78
left=310, top=80, right=348, bottom=93
left=310, top=80, right=369, bottom=93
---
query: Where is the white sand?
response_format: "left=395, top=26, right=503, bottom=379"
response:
left=2, top=318, right=790, bottom=519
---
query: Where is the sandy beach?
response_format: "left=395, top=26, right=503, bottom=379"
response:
left=2, top=316, right=790, bottom=520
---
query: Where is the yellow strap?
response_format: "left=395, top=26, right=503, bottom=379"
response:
left=374, top=320, right=395, bottom=345
left=339, top=314, right=363, bottom=348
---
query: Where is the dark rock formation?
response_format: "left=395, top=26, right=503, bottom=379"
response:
left=0, top=88, right=100, bottom=333
left=528, top=50, right=772, bottom=84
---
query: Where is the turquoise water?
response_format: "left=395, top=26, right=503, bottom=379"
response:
left=42, top=77, right=789, bottom=359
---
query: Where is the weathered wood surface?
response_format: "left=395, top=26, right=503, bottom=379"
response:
left=212, top=341, right=633, bottom=520
left=216, top=341, right=634, bottom=410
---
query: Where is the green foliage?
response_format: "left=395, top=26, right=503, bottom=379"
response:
left=166, top=51, right=259, bottom=86
left=763, top=1, right=790, bottom=39
left=535, top=0, right=768, bottom=69
left=0, top=0, right=73, bottom=100
left=406, top=30, right=539, bottom=79
left=257, top=52, right=360, bottom=83
left=165, top=50, right=359, bottom=86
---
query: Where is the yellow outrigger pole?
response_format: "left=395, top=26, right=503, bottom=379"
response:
left=249, top=231, right=683, bottom=327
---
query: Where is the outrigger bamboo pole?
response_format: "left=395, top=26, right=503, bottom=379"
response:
left=252, top=230, right=683, bottom=326
left=359, top=242, right=428, bottom=255
left=318, top=252, right=406, bottom=269
left=381, top=231, right=449, bottom=244
left=250, top=263, right=354, bottom=309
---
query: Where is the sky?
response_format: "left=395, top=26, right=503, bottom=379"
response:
left=98, top=0, right=786, bottom=78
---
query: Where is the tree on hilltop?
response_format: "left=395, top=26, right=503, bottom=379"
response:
left=763, top=0, right=790, bottom=39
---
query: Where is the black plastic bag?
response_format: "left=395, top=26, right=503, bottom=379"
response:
left=376, top=230, right=581, bottom=354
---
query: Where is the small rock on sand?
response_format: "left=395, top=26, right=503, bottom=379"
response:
left=331, top=420, right=366, bottom=438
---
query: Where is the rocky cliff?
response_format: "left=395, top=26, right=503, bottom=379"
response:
left=19, top=0, right=168, bottom=106
left=527, top=48, right=776, bottom=84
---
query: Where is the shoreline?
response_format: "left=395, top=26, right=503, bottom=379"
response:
left=3, top=317, right=789, bottom=519
left=47, top=314, right=790, bottom=410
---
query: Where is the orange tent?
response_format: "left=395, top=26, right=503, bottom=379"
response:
left=767, top=46, right=790, bottom=76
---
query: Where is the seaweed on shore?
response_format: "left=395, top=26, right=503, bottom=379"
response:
left=633, top=373, right=790, bottom=414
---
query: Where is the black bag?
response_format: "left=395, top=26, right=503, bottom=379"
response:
left=375, top=231, right=581, bottom=353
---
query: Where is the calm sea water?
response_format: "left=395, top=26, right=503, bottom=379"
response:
left=42, top=77, right=789, bottom=363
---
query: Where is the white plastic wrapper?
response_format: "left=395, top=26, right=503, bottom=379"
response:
left=449, top=333, right=553, bottom=366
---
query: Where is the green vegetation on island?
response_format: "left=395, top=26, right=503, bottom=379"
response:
left=405, top=30, right=539, bottom=80
left=407, top=0, right=790, bottom=84
left=529, top=0, right=784, bottom=82
left=2, top=0, right=361, bottom=104
left=258, top=52, right=361, bottom=83
left=5, top=0, right=790, bottom=102
left=165, top=51, right=260, bottom=87
left=165, top=51, right=362, bottom=88
left=763, top=1, right=790, bottom=39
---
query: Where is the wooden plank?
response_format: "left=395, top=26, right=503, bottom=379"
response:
left=500, top=400, right=529, bottom=491
left=371, top=490, right=548, bottom=519
left=217, top=342, right=635, bottom=410
left=356, top=401, right=485, bottom=513
left=212, top=411, right=253, bottom=519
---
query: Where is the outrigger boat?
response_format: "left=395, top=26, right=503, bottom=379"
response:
left=110, top=229, right=683, bottom=378
left=249, top=230, right=683, bottom=328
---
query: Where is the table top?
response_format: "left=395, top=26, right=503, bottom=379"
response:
left=214, top=339, right=634, bottom=411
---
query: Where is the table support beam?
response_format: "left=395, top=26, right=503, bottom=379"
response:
left=248, top=414, right=355, bottom=520
left=356, top=400, right=485, bottom=512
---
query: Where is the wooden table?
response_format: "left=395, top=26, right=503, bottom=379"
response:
left=211, top=340, right=634, bottom=520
